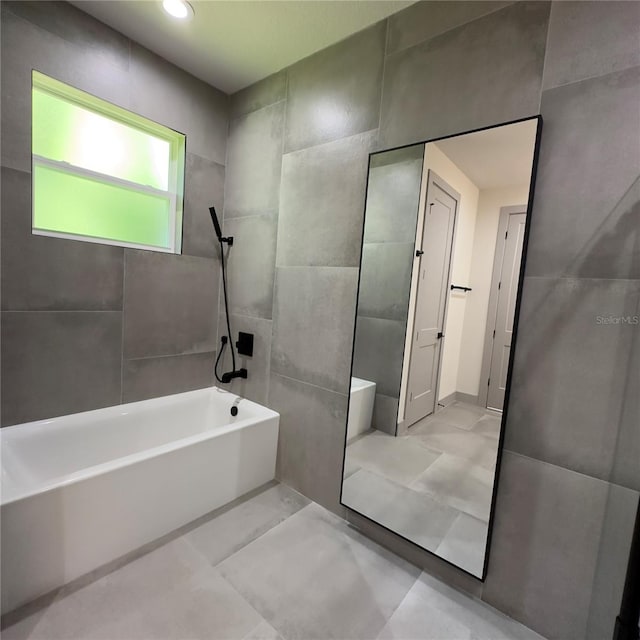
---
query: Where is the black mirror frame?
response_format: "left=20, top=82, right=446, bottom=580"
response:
left=339, top=114, right=544, bottom=582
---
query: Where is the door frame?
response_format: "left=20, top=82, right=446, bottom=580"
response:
left=479, top=205, right=527, bottom=410
left=401, top=169, right=460, bottom=430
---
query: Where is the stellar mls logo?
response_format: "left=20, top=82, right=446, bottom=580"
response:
left=596, top=315, right=640, bottom=325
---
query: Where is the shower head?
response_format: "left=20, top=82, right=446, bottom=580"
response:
left=209, top=206, right=223, bottom=242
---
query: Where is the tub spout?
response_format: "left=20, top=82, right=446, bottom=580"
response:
left=221, top=368, right=247, bottom=384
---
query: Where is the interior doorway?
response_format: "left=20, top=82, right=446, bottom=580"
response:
left=404, top=171, right=459, bottom=428
left=480, top=206, right=527, bottom=412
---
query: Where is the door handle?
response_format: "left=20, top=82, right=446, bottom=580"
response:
left=437, top=332, right=444, bottom=339
left=415, top=250, right=424, bottom=257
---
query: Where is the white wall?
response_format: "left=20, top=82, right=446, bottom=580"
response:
left=457, top=184, right=531, bottom=398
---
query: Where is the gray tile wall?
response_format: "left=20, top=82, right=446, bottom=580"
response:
left=0, top=1, right=229, bottom=425
left=2, top=1, right=638, bottom=637
left=352, top=150, right=424, bottom=434
left=225, top=2, right=640, bottom=638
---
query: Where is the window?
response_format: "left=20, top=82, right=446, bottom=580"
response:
left=31, top=71, right=186, bottom=253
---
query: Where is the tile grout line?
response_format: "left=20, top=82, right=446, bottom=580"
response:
left=372, top=569, right=421, bottom=637
left=267, top=70, right=288, bottom=409
left=270, top=370, right=349, bottom=398
left=126, top=350, right=217, bottom=363
left=542, top=60, right=640, bottom=96
left=376, top=17, right=390, bottom=136
left=538, top=0, right=554, bottom=111
left=387, top=1, right=519, bottom=59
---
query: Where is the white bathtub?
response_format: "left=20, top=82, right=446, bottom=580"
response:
left=346, top=377, right=376, bottom=442
left=0, top=387, right=279, bottom=615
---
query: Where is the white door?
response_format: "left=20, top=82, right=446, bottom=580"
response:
left=404, top=173, right=458, bottom=427
left=487, top=212, right=526, bottom=411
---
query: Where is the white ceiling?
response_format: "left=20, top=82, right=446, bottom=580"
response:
left=72, top=1, right=415, bottom=95
left=433, top=119, right=538, bottom=190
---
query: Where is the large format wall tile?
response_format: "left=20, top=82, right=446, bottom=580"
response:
left=123, top=251, right=219, bottom=359
left=379, top=2, right=549, bottom=149
left=526, top=67, right=640, bottom=279
left=506, top=277, right=640, bottom=490
left=182, top=154, right=225, bottom=260
left=269, top=374, right=348, bottom=512
left=0, top=4, right=228, bottom=423
left=225, top=102, right=284, bottom=219
left=1, top=167, right=124, bottom=311
left=373, top=393, right=400, bottom=436
left=284, top=22, right=385, bottom=153
left=223, top=215, right=277, bottom=319
left=216, top=314, right=272, bottom=406
left=482, top=452, right=609, bottom=640
left=358, top=242, right=414, bottom=321
left=271, top=267, right=358, bottom=394
left=543, top=1, right=640, bottom=90
left=129, top=43, right=228, bottom=166
left=585, top=483, right=639, bottom=640
left=4, top=1, right=129, bottom=71
left=229, top=70, right=287, bottom=120
left=1, top=311, right=122, bottom=426
left=352, top=316, right=406, bottom=398
left=278, top=132, right=375, bottom=267
left=363, top=151, right=424, bottom=245
left=0, top=5, right=131, bottom=172
left=387, top=1, right=512, bottom=55
left=123, top=352, right=215, bottom=404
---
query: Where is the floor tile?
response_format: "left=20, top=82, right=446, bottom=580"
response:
left=1, top=539, right=207, bottom=639
left=430, top=403, right=487, bottom=430
left=1, top=482, right=544, bottom=640
left=218, top=503, right=420, bottom=640
left=472, top=414, right=502, bottom=440
left=342, top=469, right=459, bottom=553
left=377, top=573, right=544, bottom=640
left=345, top=431, right=441, bottom=486
left=408, top=419, right=498, bottom=471
left=243, top=620, right=283, bottom=640
left=184, top=484, right=310, bottom=566
left=436, top=513, right=488, bottom=578
left=96, top=568, right=264, bottom=640
left=411, top=454, right=495, bottom=522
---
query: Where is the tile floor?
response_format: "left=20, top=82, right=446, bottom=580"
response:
left=1, top=482, right=544, bottom=640
left=342, top=402, right=502, bottom=576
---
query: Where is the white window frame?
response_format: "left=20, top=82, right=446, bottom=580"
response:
left=31, top=70, right=186, bottom=254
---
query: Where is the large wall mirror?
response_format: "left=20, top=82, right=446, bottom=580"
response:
left=341, top=116, right=542, bottom=579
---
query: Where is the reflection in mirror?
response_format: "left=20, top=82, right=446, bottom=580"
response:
left=342, top=117, right=541, bottom=579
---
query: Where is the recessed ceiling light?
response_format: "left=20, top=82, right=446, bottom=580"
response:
left=162, top=0, right=194, bottom=20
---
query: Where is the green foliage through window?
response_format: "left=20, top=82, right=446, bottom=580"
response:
left=31, top=71, right=185, bottom=252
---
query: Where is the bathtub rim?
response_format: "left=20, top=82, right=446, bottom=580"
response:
left=1, top=387, right=279, bottom=508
